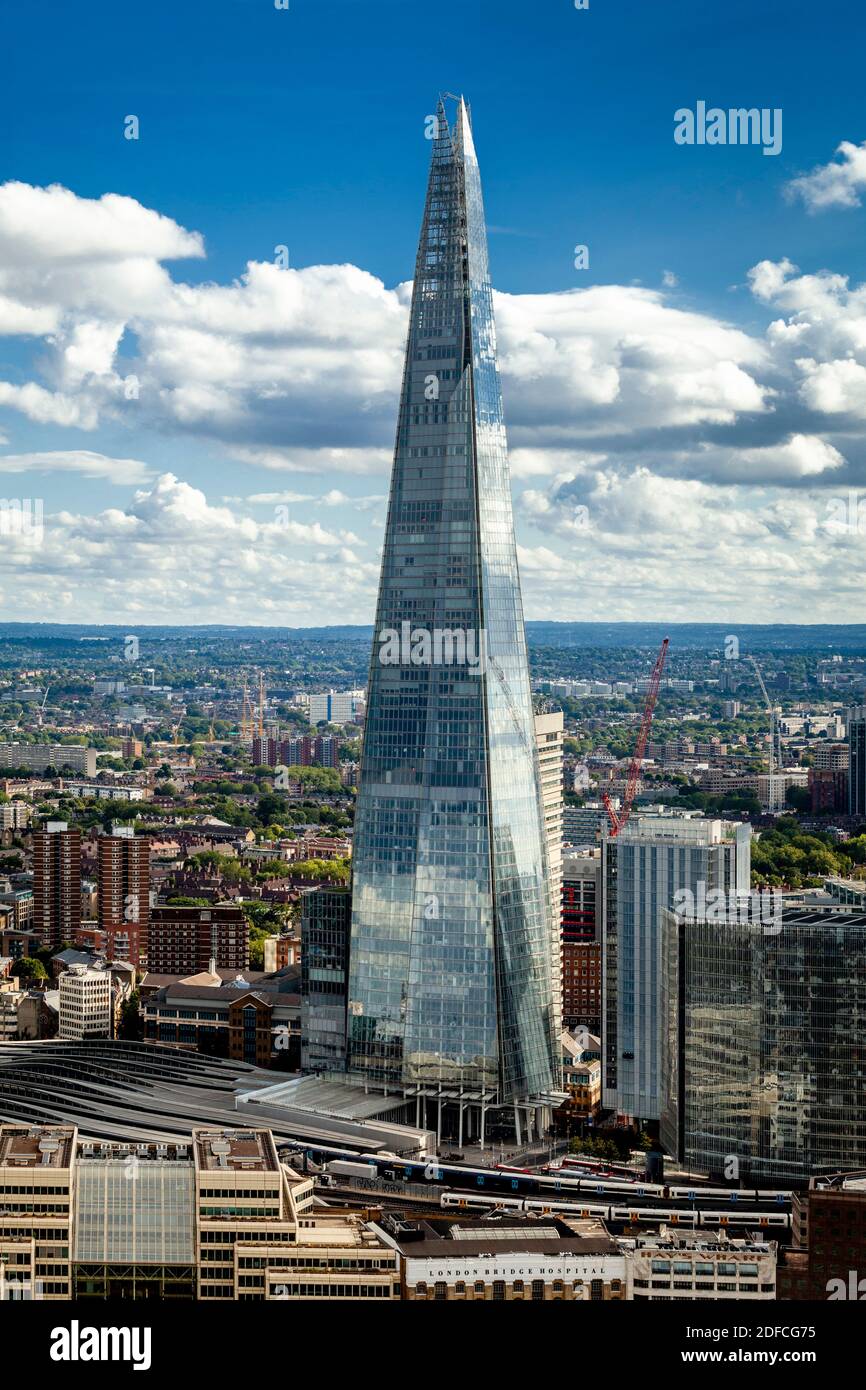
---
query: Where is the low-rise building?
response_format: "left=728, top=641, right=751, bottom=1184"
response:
left=141, top=965, right=300, bottom=1068
left=626, top=1232, right=777, bottom=1300
left=384, top=1216, right=626, bottom=1301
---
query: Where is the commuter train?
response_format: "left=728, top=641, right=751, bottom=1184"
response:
left=282, top=1140, right=792, bottom=1210
left=439, top=1190, right=792, bottom=1230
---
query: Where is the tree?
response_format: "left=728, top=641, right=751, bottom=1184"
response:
left=16, top=957, right=48, bottom=983
left=786, top=785, right=812, bottom=814
left=118, top=990, right=141, bottom=1040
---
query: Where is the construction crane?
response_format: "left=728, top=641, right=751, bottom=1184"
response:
left=36, top=686, right=49, bottom=727
left=603, top=636, right=669, bottom=837
left=748, top=655, right=781, bottom=776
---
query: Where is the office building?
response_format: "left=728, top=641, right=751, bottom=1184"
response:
left=562, top=805, right=609, bottom=847
left=300, top=886, right=351, bottom=1073
left=146, top=904, right=249, bottom=975
left=661, top=903, right=866, bottom=1183
left=194, top=1127, right=398, bottom=1301
left=535, top=709, right=564, bottom=1045
left=0, top=1122, right=398, bottom=1302
left=602, top=815, right=750, bottom=1123
left=58, top=963, right=112, bottom=1040
left=0, top=743, right=96, bottom=776
left=308, top=692, right=359, bottom=726
left=0, top=1124, right=75, bottom=1299
left=848, top=706, right=866, bottom=817
left=97, top=825, right=150, bottom=966
left=346, top=96, right=558, bottom=1142
left=141, top=966, right=300, bottom=1067
left=194, top=1127, right=291, bottom=1300
left=33, top=820, right=81, bottom=951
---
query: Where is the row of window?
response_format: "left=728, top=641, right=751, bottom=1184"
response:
left=273, top=1283, right=394, bottom=1299
left=414, top=1278, right=612, bottom=1298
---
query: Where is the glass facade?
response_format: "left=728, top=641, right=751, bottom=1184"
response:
left=74, top=1159, right=195, bottom=1264
left=602, top=818, right=750, bottom=1121
left=849, top=706, right=866, bottom=816
left=661, top=906, right=866, bottom=1182
left=346, top=97, right=556, bottom=1103
left=301, top=886, right=352, bottom=1072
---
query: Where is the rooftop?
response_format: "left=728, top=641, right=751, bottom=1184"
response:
left=383, top=1216, right=619, bottom=1259
left=0, top=1124, right=76, bottom=1170
left=193, top=1127, right=280, bottom=1175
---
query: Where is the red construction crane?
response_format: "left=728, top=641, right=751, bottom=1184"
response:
left=603, top=636, right=670, bottom=837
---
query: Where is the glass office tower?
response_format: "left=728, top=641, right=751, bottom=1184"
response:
left=602, top=816, right=751, bottom=1123
left=346, top=97, right=557, bottom=1115
left=660, top=904, right=866, bottom=1183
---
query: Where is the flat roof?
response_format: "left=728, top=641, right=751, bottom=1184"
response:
left=0, top=1124, right=75, bottom=1170
left=391, top=1217, right=618, bottom=1258
left=193, top=1127, right=280, bottom=1174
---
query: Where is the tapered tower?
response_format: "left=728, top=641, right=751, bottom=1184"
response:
left=346, top=98, right=558, bottom=1134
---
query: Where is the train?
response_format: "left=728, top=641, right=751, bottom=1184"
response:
left=281, top=1140, right=793, bottom=1210
left=439, top=1190, right=792, bottom=1230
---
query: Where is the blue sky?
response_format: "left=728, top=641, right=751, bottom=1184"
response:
left=1, top=0, right=865, bottom=624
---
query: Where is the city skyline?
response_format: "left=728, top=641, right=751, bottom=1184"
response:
left=2, top=0, right=866, bottom=625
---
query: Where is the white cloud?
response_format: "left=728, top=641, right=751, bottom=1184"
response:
left=0, top=180, right=865, bottom=622
left=0, top=450, right=152, bottom=484
left=0, top=473, right=373, bottom=623
left=0, top=382, right=100, bottom=429
left=796, top=357, right=866, bottom=415
left=785, top=140, right=866, bottom=213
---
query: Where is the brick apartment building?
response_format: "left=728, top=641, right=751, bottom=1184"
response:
left=146, top=904, right=249, bottom=975
left=97, top=827, right=150, bottom=966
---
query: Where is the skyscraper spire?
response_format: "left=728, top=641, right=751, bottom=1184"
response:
left=346, top=97, right=558, bottom=1125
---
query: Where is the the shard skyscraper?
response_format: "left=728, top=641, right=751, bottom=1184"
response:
left=346, top=97, right=559, bottom=1137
